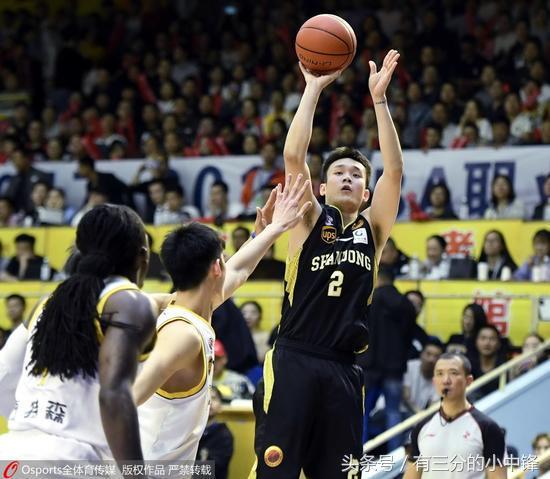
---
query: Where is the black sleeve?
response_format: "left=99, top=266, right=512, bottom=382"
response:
left=471, top=409, right=506, bottom=465
left=408, top=423, right=422, bottom=461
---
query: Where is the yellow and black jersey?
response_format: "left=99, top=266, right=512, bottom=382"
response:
left=280, top=204, right=377, bottom=353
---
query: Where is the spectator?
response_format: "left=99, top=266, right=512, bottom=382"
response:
left=403, top=338, right=444, bottom=414
left=240, top=142, right=284, bottom=214
left=451, top=121, right=483, bottom=148
left=45, top=138, right=65, bottom=161
left=422, top=124, right=443, bottom=150
left=504, top=92, right=535, bottom=143
left=477, top=230, right=518, bottom=280
left=240, top=301, right=270, bottom=363
left=154, top=185, right=200, bottom=225
left=213, top=340, right=255, bottom=402
left=422, top=235, right=451, bottom=280
left=490, top=117, right=518, bottom=148
left=70, top=188, right=109, bottom=227
left=3, top=148, right=52, bottom=212
left=379, top=237, right=410, bottom=278
left=196, top=386, right=234, bottom=479
left=514, top=229, right=550, bottom=281
left=359, top=266, right=416, bottom=448
left=21, top=180, right=50, bottom=226
left=204, top=180, right=242, bottom=226
left=532, top=433, right=550, bottom=477
left=40, top=187, right=75, bottom=225
left=469, top=325, right=506, bottom=401
left=425, top=183, right=457, bottom=220
left=145, top=232, right=169, bottom=281
left=447, top=303, right=488, bottom=358
left=428, top=102, right=460, bottom=148
left=231, top=226, right=250, bottom=253
left=0, top=197, right=18, bottom=227
left=509, top=333, right=546, bottom=380
left=484, top=174, right=525, bottom=219
left=2, top=233, right=54, bottom=281
left=76, top=156, right=133, bottom=207
left=405, top=290, right=430, bottom=360
left=532, top=174, right=550, bottom=220
left=458, top=99, right=492, bottom=143
left=5, top=293, right=26, bottom=331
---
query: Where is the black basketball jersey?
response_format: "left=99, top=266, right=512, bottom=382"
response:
left=279, top=204, right=377, bottom=353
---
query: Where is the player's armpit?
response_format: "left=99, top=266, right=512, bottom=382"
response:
left=133, top=320, right=202, bottom=406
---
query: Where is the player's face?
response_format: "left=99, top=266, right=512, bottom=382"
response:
left=433, top=358, right=472, bottom=399
left=321, top=159, right=369, bottom=214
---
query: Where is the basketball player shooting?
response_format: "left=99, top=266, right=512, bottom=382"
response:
left=250, top=49, right=403, bottom=479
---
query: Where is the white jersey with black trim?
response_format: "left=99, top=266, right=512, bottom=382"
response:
left=5, top=277, right=142, bottom=459
left=138, top=305, right=215, bottom=461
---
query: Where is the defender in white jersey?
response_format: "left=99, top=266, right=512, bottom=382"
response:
left=0, top=205, right=156, bottom=461
left=134, top=174, right=312, bottom=461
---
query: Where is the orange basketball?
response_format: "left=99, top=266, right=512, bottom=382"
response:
left=295, top=14, right=357, bottom=75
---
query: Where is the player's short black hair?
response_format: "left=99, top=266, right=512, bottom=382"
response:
left=437, top=352, right=472, bottom=375
left=322, top=147, right=372, bottom=186
left=161, top=223, right=224, bottom=291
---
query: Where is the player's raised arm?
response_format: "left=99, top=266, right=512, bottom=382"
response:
left=284, top=65, right=341, bottom=230
left=363, top=49, right=403, bottom=256
left=218, top=174, right=312, bottom=308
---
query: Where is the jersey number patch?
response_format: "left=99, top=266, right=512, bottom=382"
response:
left=328, top=271, right=344, bottom=297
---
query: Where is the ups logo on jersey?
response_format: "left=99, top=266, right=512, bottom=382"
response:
left=321, top=225, right=337, bottom=244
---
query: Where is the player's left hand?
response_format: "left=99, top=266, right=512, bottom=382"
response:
left=368, top=49, right=399, bottom=102
left=270, top=174, right=312, bottom=231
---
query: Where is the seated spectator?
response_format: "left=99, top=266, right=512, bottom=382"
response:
left=447, top=303, right=488, bottom=357
left=248, top=245, right=285, bottom=281
left=154, top=185, right=199, bottom=225
left=71, top=188, right=109, bottom=227
left=145, top=232, right=169, bottom=281
left=532, top=174, right=550, bottom=220
left=421, top=235, right=451, bottom=279
left=379, top=237, right=410, bottom=278
left=240, top=142, right=284, bottom=215
left=240, top=301, right=270, bottom=363
left=0, top=197, right=19, bottom=227
left=3, top=148, right=52, bottom=212
left=231, top=226, right=250, bottom=253
left=5, top=293, right=26, bottom=331
left=428, top=102, right=460, bottom=148
left=45, top=138, right=64, bottom=161
left=484, top=174, right=525, bottom=219
left=2, top=233, right=54, bottom=281
left=242, top=134, right=260, bottom=155
left=509, top=333, right=546, bottom=380
left=307, top=153, right=323, bottom=200
left=203, top=180, right=242, bottom=226
left=39, top=187, right=75, bottom=226
left=196, top=386, right=234, bottom=479
left=477, top=229, right=518, bottom=280
left=21, top=180, right=50, bottom=226
left=469, top=325, right=506, bottom=401
left=458, top=99, right=493, bottom=143
left=514, top=229, right=550, bottom=281
left=94, top=113, right=128, bottom=158
left=403, top=337, right=444, bottom=413
left=77, top=156, right=133, bottom=207
left=504, top=92, right=535, bottom=143
left=425, top=183, right=457, bottom=220
left=405, top=290, right=429, bottom=360
left=213, top=340, right=255, bottom=402
left=490, top=117, right=518, bottom=148
left=451, top=121, right=483, bottom=148
left=532, top=433, right=550, bottom=476
left=422, top=124, right=443, bottom=151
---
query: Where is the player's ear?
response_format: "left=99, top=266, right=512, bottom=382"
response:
left=319, top=182, right=327, bottom=196
left=466, top=374, right=474, bottom=386
left=212, top=258, right=223, bottom=277
left=363, top=187, right=370, bottom=203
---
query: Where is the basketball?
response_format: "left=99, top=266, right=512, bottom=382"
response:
left=295, top=14, right=357, bottom=75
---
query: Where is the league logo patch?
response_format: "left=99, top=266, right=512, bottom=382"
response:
left=321, top=225, right=337, bottom=244
left=353, top=228, right=368, bottom=245
left=325, top=215, right=334, bottom=226
left=264, top=445, right=283, bottom=468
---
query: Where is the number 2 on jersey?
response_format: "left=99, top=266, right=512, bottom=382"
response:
left=328, top=271, right=344, bottom=297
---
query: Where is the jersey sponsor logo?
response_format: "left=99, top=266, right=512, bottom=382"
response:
left=352, top=218, right=365, bottom=230
left=321, top=225, right=337, bottom=244
left=353, top=228, right=368, bottom=245
left=264, top=445, right=283, bottom=467
left=311, top=250, right=372, bottom=271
